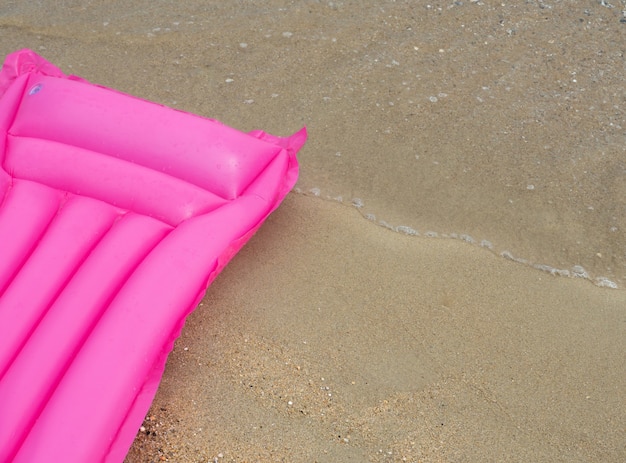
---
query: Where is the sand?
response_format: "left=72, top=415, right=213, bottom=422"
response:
left=125, top=194, right=626, bottom=462
left=1, top=1, right=625, bottom=462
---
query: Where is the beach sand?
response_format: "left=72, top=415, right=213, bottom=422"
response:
left=1, top=1, right=625, bottom=461
left=125, top=193, right=626, bottom=462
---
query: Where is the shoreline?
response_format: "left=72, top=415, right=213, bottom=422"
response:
left=294, top=189, right=622, bottom=291
left=126, top=193, right=626, bottom=462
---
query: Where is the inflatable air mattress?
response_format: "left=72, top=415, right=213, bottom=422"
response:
left=0, top=49, right=305, bottom=462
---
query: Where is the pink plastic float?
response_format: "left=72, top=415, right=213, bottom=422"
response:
left=0, top=49, right=305, bottom=462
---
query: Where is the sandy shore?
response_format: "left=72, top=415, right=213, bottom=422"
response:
left=1, top=1, right=624, bottom=461
left=126, top=194, right=626, bottom=462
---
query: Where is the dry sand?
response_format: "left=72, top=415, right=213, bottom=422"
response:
left=1, top=1, right=625, bottom=462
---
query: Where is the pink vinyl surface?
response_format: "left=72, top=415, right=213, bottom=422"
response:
left=0, top=49, right=305, bottom=462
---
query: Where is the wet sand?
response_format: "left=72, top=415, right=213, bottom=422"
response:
left=1, top=1, right=625, bottom=462
left=124, top=194, right=626, bottom=462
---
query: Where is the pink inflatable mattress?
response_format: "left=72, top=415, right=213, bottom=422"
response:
left=0, top=49, right=305, bottom=462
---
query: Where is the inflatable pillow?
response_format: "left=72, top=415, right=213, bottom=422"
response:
left=0, top=49, right=305, bottom=463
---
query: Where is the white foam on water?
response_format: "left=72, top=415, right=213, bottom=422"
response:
left=378, top=220, right=395, bottom=231
left=295, top=186, right=621, bottom=290
left=571, top=265, right=589, bottom=279
left=595, top=277, right=618, bottom=289
left=460, top=234, right=475, bottom=244
left=351, top=198, right=364, bottom=208
left=396, top=225, right=418, bottom=236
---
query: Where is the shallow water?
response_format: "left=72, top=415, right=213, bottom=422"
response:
left=2, top=0, right=623, bottom=287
